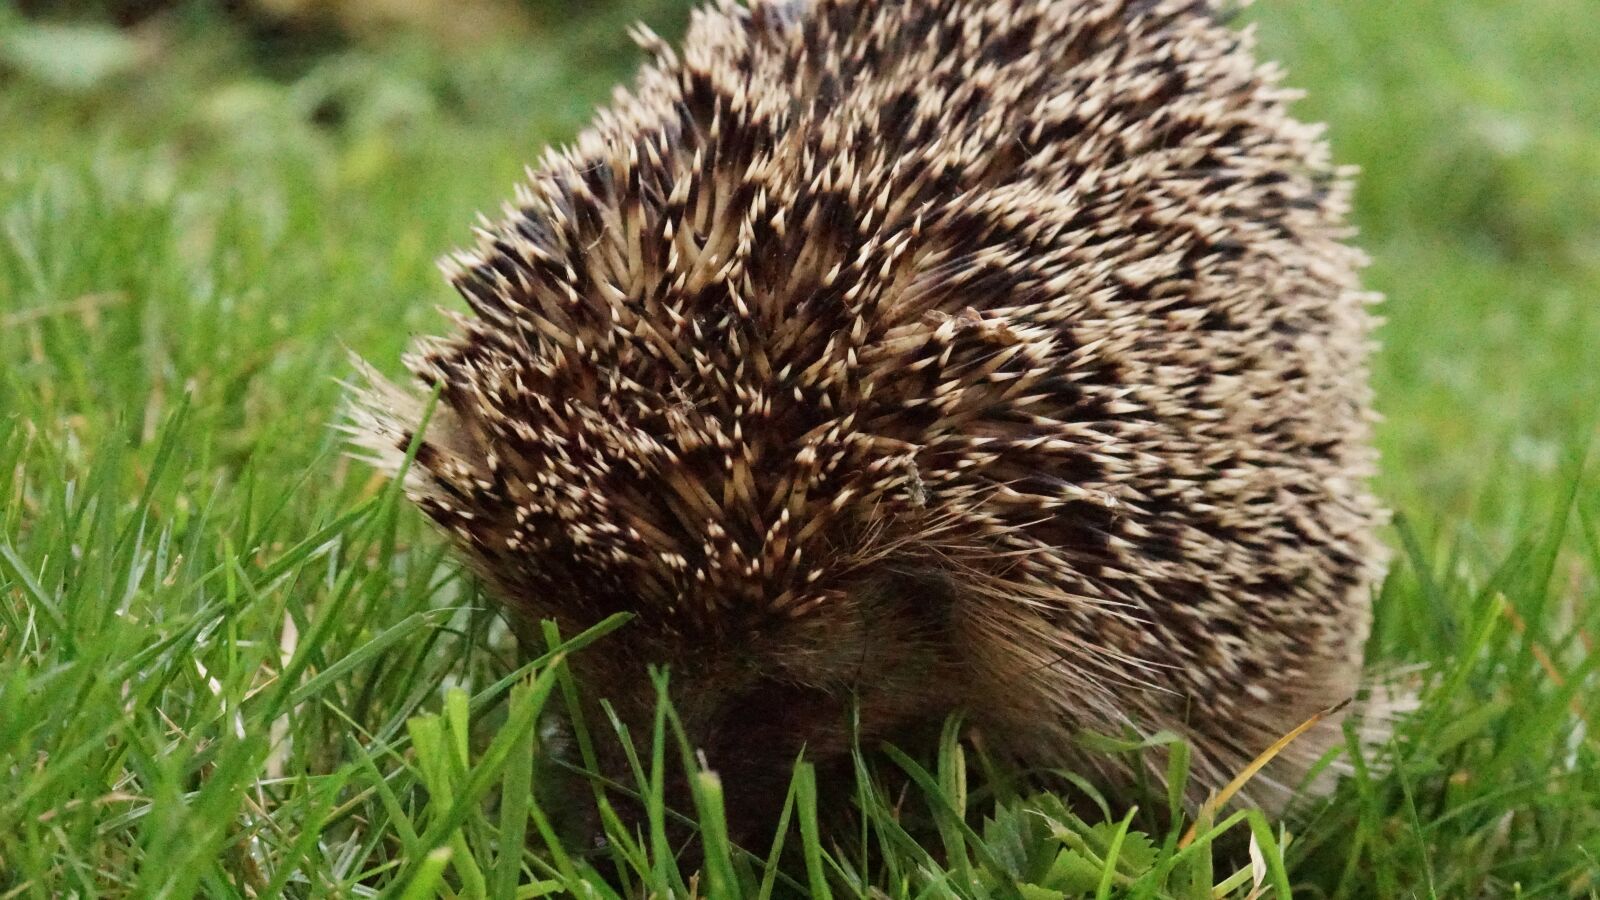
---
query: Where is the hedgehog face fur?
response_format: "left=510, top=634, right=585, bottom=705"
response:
left=351, top=0, right=1388, bottom=841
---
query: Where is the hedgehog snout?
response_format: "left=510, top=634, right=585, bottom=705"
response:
left=566, top=567, right=968, bottom=852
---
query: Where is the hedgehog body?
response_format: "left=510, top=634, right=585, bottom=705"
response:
left=353, top=0, right=1386, bottom=836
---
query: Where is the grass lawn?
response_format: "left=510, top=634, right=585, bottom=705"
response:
left=1, top=0, right=1597, bottom=895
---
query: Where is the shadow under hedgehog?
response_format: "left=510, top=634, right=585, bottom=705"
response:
left=349, top=0, right=1393, bottom=850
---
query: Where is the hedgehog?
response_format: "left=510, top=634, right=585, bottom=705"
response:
left=350, top=0, right=1388, bottom=846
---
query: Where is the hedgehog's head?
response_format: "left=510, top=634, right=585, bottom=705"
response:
left=352, top=366, right=978, bottom=841
left=347, top=331, right=1003, bottom=845
left=550, top=561, right=965, bottom=845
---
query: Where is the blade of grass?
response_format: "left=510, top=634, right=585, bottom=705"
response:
left=1179, top=699, right=1352, bottom=849
left=794, top=761, right=833, bottom=900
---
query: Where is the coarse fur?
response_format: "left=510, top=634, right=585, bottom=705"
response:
left=349, top=0, right=1389, bottom=841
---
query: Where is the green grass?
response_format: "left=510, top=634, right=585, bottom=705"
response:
left=2, top=0, right=1598, bottom=895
